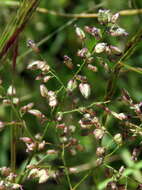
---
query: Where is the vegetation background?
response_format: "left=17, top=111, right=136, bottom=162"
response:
left=0, top=0, right=142, bottom=190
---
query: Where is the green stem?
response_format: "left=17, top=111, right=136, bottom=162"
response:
left=105, top=146, right=119, bottom=160
left=42, top=122, right=50, bottom=139
left=38, top=53, right=66, bottom=91
left=10, top=125, right=17, bottom=173
left=49, top=70, right=66, bottom=90
left=62, top=144, right=73, bottom=190
left=73, top=60, right=86, bottom=79
left=10, top=80, right=17, bottom=173
left=61, top=100, right=110, bottom=115
left=72, top=170, right=91, bottom=190
left=17, top=153, right=34, bottom=184
left=2, top=1, right=142, bottom=18
left=10, top=101, right=35, bottom=140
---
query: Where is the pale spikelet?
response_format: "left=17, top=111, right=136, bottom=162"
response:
left=75, top=26, right=85, bottom=40
left=93, top=128, right=105, bottom=140
left=20, top=137, right=33, bottom=143
left=77, top=48, right=90, bottom=58
left=87, top=64, right=98, bottom=72
left=46, top=149, right=58, bottom=154
left=109, top=45, right=122, bottom=55
left=27, top=60, right=44, bottom=70
left=40, top=84, right=48, bottom=98
left=27, top=40, right=40, bottom=53
left=56, top=112, right=63, bottom=121
left=38, top=140, right=46, bottom=150
left=28, top=109, right=45, bottom=119
left=67, top=79, right=77, bottom=92
left=94, top=43, right=107, bottom=53
left=79, top=83, right=91, bottom=99
left=12, top=97, right=20, bottom=105
left=26, top=142, right=37, bottom=152
left=49, top=96, right=58, bottom=107
left=114, top=133, right=122, bottom=145
left=111, top=111, right=127, bottom=120
left=28, top=168, right=39, bottom=178
left=43, top=76, right=52, bottom=83
left=7, top=85, right=16, bottom=96
left=38, top=169, right=49, bottom=184
left=63, top=55, right=74, bottom=70
left=84, top=26, right=102, bottom=40
left=111, top=12, right=119, bottom=23
left=0, top=121, right=5, bottom=131
left=2, top=99, right=11, bottom=105
left=48, top=91, right=58, bottom=107
left=27, top=61, right=50, bottom=72
left=96, top=147, right=105, bottom=157
left=109, top=27, right=128, bottom=37
left=98, top=9, right=111, bottom=24
left=20, top=103, right=34, bottom=113
left=12, top=183, right=23, bottom=190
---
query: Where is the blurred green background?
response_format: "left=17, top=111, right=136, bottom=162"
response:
left=0, top=0, right=142, bottom=189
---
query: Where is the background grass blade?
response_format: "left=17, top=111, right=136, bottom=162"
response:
left=0, top=0, right=41, bottom=59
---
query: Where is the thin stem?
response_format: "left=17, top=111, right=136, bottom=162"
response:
left=61, top=100, right=110, bottom=115
left=1, top=2, right=142, bottom=17
left=10, top=79, right=17, bottom=173
left=125, top=176, right=128, bottom=190
left=8, top=96, right=36, bottom=140
left=17, top=153, right=34, bottom=184
left=10, top=124, right=17, bottom=173
left=38, top=53, right=66, bottom=91
left=49, top=70, right=66, bottom=90
left=42, top=122, right=50, bottom=139
left=36, top=154, right=50, bottom=165
left=73, top=60, right=86, bottom=79
left=72, top=170, right=91, bottom=190
left=37, top=8, right=142, bottom=18
left=121, top=62, right=142, bottom=74
left=62, top=144, right=73, bottom=190
left=105, top=146, right=119, bottom=160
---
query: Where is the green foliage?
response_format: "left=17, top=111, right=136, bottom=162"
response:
left=0, top=0, right=142, bottom=190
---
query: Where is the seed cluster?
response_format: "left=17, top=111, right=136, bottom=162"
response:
left=0, top=9, right=141, bottom=190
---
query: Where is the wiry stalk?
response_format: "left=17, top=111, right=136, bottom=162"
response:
left=1, top=2, right=142, bottom=18
left=0, top=0, right=41, bottom=59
